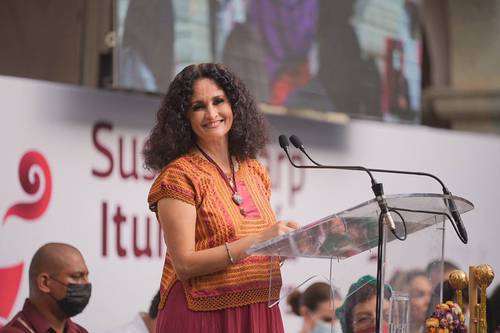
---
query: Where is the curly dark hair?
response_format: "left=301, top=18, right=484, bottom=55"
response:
left=143, top=63, right=268, bottom=171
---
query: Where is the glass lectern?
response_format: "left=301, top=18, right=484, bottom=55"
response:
left=247, top=193, right=474, bottom=333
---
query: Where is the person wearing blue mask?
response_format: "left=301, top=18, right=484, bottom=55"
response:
left=287, top=282, right=343, bottom=333
left=1, top=243, right=91, bottom=333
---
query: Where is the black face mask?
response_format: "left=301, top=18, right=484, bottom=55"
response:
left=49, top=277, right=92, bottom=318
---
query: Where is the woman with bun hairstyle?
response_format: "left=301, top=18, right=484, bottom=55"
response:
left=287, top=282, right=343, bottom=333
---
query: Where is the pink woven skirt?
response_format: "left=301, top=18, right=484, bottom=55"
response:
left=155, top=281, right=285, bottom=333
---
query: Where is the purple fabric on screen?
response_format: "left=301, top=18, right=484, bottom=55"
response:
left=155, top=281, right=285, bottom=333
left=247, top=0, right=318, bottom=80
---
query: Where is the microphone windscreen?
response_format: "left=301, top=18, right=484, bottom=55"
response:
left=452, top=210, right=468, bottom=243
left=289, top=135, right=303, bottom=149
left=278, top=135, right=290, bottom=149
left=444, top=190, right=468, bottom=244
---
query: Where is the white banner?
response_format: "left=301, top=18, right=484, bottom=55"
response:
left=1, top=76, right=499, bottom=332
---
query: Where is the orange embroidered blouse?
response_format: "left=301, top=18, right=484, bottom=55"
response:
left=148, top=153, right=282, bottom=311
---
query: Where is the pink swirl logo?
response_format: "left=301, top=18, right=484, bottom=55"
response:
left=3, top=151, right=52, bottom=224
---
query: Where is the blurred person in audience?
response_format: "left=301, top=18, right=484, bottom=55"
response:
left=143, top=63, right=299, bottom=332
left=402, top=270, right=432, bottom=333
left=426, top=280, right=469, bottom=319
left=104, top=290, right=160, bottom=333
left=487, top=284, right=500, bottom=333
left=388, top=269, right=409, bottom=292
left=425, top=259, right=460, bottom=288
left=335, top=275, right=392, bottom=333
left=0, top=243, right=90, bottom=333
left=287, top=282, right=343, bottom=333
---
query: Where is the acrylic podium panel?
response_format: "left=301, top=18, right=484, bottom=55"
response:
left=247, top=193, right=474, bottom=333
left=247, top=193, right=473, bottom=259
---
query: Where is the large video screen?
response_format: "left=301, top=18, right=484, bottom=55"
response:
left=115, top=0, right=422, bottom=122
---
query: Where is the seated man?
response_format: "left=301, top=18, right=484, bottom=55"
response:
left=1, top=243, right=91, bottom=333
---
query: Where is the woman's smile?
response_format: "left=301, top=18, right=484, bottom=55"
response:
left=203, top=119, right=225, bottom=128
left=188, top=78, right=234, bottom=145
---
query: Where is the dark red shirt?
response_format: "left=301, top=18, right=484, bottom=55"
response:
left=0, top=299, right=88, bottom=333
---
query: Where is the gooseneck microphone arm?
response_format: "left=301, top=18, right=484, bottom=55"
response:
left=367, top=167, right=467, bottom=244
left=288, top=134, right=468, bottom=245
left=282, top=135, right=376, bottom=181
left=279, top=135, right=397, bottom=232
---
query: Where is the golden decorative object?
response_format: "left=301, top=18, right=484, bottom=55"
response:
left=472, top=264, right=495, bottom=333
left=449, top=270, right=468, bottom=310
left=449, top=270, right=469, bottom=289
left=473, top=264, right=494, bottom=287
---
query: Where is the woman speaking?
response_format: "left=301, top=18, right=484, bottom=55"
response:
left=144, top=63, right=298, bottom=332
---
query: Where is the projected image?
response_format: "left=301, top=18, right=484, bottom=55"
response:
left=115, top=0, right=422, bottom=122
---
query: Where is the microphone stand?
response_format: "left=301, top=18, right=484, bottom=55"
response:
left=279, top=135, right=393, bottom=333
left=279, top=134, right=469, bottom=333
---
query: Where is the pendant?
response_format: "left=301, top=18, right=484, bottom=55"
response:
left=232, top=193, right=243, bottom=206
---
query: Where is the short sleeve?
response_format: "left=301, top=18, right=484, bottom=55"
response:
left=147, top=160, right=196, bottom=212
left=248, top=159, right=272, bottom=200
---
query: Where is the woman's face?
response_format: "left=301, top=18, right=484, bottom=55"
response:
left=314, top=299, right=337, bottom=323
left=408, top=276, right=432, bottom=324
left=351, top=295, right=389, bottom=333
left=187, top=78, right=233, bottom=146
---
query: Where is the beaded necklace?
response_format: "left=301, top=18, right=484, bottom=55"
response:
left=195, top=143, right=246, bottom=215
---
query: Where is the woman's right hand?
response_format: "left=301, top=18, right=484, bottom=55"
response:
left=257, top=220, right=299, bottom=243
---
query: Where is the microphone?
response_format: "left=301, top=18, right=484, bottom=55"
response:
left=289, top=135, right=304, bottom=151
left=279, top=135, right=397, bottom=232
left=278, top=134, right=291, bottom=152
left=442, top=188, right=468, bottom=243
left=290, top=135, right=323, bottom=166
left=286, top=134, right=468, bottom=244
